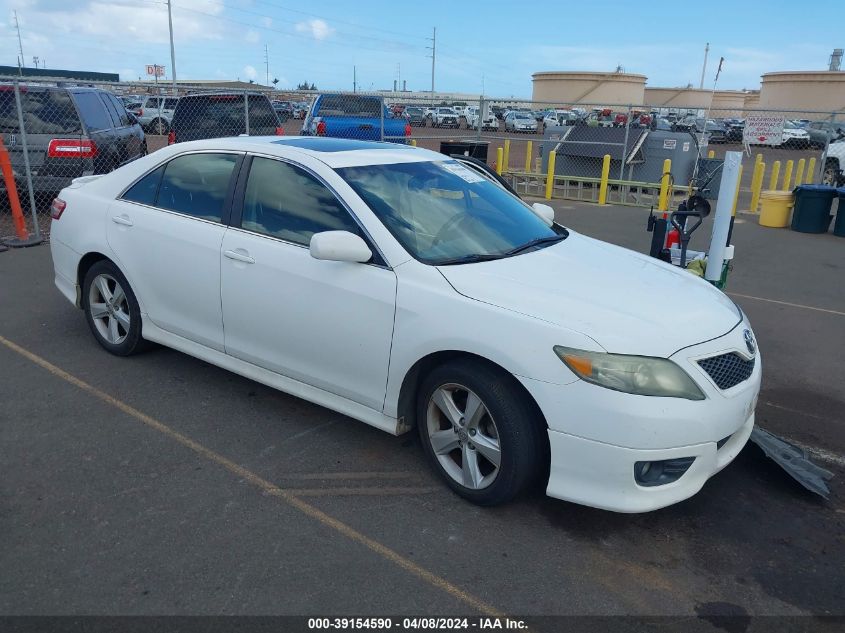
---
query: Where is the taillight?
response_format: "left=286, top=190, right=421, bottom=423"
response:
left=275, top=126, right=285, bottom=135
left=47, top=139, right=98, bottom=158
left=316, top=120, right=326, bottom=136
left=405, top=123, right=412, bottom=137
left=168, top=130, right=176, bottom=145
left=50, top=198, right=67, bottom=220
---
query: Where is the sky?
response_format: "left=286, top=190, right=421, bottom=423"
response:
left=1, top=0, right=842, bottom=97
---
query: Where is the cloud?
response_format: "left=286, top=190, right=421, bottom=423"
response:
left=260, top=17, right=272, bottom=28
left=243, top=65, right=257, bottom=80
left=295, top=19, right=334, bottom=41
left=246, top=30, right=260, bottom=44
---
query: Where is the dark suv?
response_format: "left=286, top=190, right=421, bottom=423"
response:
left=0, top=84, right=146, bottom=197
left=168, top=92, right=282, bottom=144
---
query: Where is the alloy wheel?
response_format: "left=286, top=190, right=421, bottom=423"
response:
left=88, top=273, right=130, bottom=345
left=426, top=383, right=501, bottom=490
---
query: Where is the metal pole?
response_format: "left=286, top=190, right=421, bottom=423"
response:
left=265, top=44, right=269, bottom=87
left=429, top=27, right=436, bottom=95
left=353, top=65, right=357, bottom=93
left=619, top=105, right=631, bottom=181
left=705, top=151, right=742, bottom=282
left=14, top=11, right=25, bottom=70
left=699, top=43, right=709, bottom=90
left=13, top=81, right=41, bottom=240
left=167, top=0, right=177, bottom=94
left=244, top=90, right=250, bottom=135
left=380, top=96, right=385, bottom=141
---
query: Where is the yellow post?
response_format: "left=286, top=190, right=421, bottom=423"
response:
left=545, top=151, right=556, bottom=200
left=707, top=150, right=715, bottom=159
left=807, top=157, right=817, bottom=184
left=782, top=160, right=794, bottom=191
left=496, top=147, right=503, bottom=176
left=769, top=160, right=781, bottom=190
left=658, top=158, right=671, bottom=212
left=410, top=139, right=417, bottom=147
left=502, top=139, right=510, bottom=174
left=731, top=165, right=743, bottom=216
left=805, top=156, right=816, bottom=185
left=794, top=158, right=806, bottom=187
left=524, top=141, right=533, bottom=173
left=598, top=154, right=611, bottom=205
left=749, top=159, right=765, bottom=213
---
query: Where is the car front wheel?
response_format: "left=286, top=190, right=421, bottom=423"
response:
left=82, top=260, right=149, bottom=356
left=417, top=359, right=545, bottom=506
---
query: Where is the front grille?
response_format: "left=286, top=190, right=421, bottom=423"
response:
left=698, top=353, right=755, bottom=390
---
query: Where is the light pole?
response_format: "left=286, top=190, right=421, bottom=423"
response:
left=167, top=0, right=177, bottom=94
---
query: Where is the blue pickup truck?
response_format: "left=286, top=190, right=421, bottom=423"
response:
left=301, top=94, right=411, bottom=142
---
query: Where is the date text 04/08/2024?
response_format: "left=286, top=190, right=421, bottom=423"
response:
left=307, top=617, right=528, bottom=630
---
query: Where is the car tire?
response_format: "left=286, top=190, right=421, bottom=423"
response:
left=823, top=160, right=839, bottom=186
left=416, top=358, right=546, bottom=506
left=82, top=260, right=150, bottom=357
left=149, top=118, right=169, bottom=134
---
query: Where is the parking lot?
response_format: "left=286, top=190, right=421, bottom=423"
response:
left=2, top=198, right=843, bottom=624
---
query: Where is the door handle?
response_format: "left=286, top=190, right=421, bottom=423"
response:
left=111, top=215, right=133, bottom=226
left=223, top=249, right=255, bottom=264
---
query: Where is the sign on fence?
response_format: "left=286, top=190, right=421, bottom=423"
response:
left=743, top=114, right=785, bottom=146
left=146, top=65, right=165, bottom=78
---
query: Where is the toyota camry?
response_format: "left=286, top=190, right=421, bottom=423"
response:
left=50, top=137, right=761, bottom=512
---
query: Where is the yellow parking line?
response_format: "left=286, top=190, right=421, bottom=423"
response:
left=282, top=486, right=440, bottom=497
left=728, top=292, right=845, bottom=317
left=0, top=334, right=504, bottom=618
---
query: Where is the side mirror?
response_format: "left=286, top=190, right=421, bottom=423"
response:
left=310, top=231, right=372, bottom=263
left=531, top=202, right=555, bottom=227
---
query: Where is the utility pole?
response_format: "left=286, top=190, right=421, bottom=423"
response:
left=699, top=42, right=709, bottom=90
left=353, top=65, right=357, bottom=93
left=14, top=11, right=25, bottom=72
left=426, top=27, right=436, bottom=95
left=264, top=44, right=269, bottom=86
left=167, top=0, right=177, bottom=94
left=32, top=56, right=39, bottom=69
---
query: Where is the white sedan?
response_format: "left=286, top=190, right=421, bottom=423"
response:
left=50, top=137, right=761, bottom=512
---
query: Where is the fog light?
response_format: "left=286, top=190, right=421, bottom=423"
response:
left=634, top=457, right=696, bottom=487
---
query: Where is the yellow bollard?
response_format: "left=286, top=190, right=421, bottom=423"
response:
left=769, top=160, right=781, bottom=190
left=707, top=150, right=715, bottom=159
left=524, top=141, right=533, bottom=173
left=503, top=139, right=510, bottom=174
left=731, top=165, right=743, bottom=216
left=807, top=157, right=817, bottom=184
left=794, top=158, right=806, bottom=187
left=749, top=160, right=765, bottom=213
left=410, top=139, right=417, bottom=147
left=782, top=160, right=794, bottom=191
left=658, top=158, right=672, bottom=212
left=545, top=151, right=556, bottom=200
left=496, top=147, right=503, bottom=176
left=598, top=154, right=611, bottom=205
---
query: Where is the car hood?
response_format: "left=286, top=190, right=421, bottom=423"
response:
left=437, top=232, right=741, bottom=358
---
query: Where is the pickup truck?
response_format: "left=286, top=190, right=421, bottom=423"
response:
left=302, top=94, right=411, bottom=142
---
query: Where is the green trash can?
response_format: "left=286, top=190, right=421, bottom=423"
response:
left=791, top=185, right=836, bottom=233
left=834, top=188, right=845, bottom=238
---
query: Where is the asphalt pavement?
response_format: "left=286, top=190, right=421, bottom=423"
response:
left=0, top=200, right=843, bottom=623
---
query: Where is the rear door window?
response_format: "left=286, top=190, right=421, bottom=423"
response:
left=175, top=95, right=246, bottom=136
left=163, top=98, right=179, bottom=110
left=74, top=92, right=113, bottom=132
left=247, top=95, right=278, bottom=130
left=0, top=89, right=82, bottom=134
left=99, top=93, right=124, bottom=128
left=157, top=153, right=239, bottom=222
left=318, top=95, right=381, bottom=118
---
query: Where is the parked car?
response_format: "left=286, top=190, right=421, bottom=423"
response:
left=0, top=84, right=146, bottom=199
left=695, top=119, right=727, bottom=144
left=404, top=106, right=426, bottom=127
left=168, top=92, right=282, bottom=144
left=823, top=139, right=845, bottom=186
left=807, top=120, right=845, bottom=149
left=431, top=107, right=460, bottom=128
left=653, top=118, right=673, bottom=131
left=293, top=102, right=309, bottom=119
left=272, top=100, right=294, bottom=121
left=135, top=95, right=180, bottom=134
left=779, top=122, right=811, bottom=148
left=466, top=109, right=498, bottom=131
left=50, top=136, right=760, bottom=511
left=302, top=93, right=411, bottom=141
left=505, top=111, right=537, bottom=133
left=724, top=119, right=744, bottom=142
left=491, top=105, right=505, bottom=120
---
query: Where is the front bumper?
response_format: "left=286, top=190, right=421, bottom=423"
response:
left=522, top=320, right=761, bottom=512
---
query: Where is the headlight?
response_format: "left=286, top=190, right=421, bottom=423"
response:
left=553, top=346, right=705, bottom=400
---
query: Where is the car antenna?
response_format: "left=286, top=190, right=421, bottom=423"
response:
left=690, top=55, right=725, bottom=192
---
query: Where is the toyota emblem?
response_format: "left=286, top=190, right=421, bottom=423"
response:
left=743, top=329, right=756, bottom=355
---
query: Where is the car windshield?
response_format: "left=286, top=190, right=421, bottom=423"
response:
left=319, top=95, right=381, bottom=117
left=514, top=113, right=532, bottom=120
left=336, top=160, right=565, bottom=265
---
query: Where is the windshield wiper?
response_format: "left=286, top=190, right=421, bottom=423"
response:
left=434, top=253, right=505, bottom=266
left=504, top=234, right=567, bottom=256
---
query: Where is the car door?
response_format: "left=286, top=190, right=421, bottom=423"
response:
left=72, top=91, right=119, bottom=172
left=107, top=151, right=243, bottom=351
left=220, top=155, right=397, bottom=411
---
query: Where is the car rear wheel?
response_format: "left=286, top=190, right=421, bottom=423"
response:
left=82, top=260, right=149, bottom=356
left=417, top=359, right=545, bottom=506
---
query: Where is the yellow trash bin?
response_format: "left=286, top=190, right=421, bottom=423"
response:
left=759, top=190, right=793, bottom=228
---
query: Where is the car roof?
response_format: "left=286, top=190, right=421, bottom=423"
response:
left=172, top=136, right=446, bottom=168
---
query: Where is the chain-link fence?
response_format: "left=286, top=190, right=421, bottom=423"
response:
left=2, top=78, right=844, bottom=246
